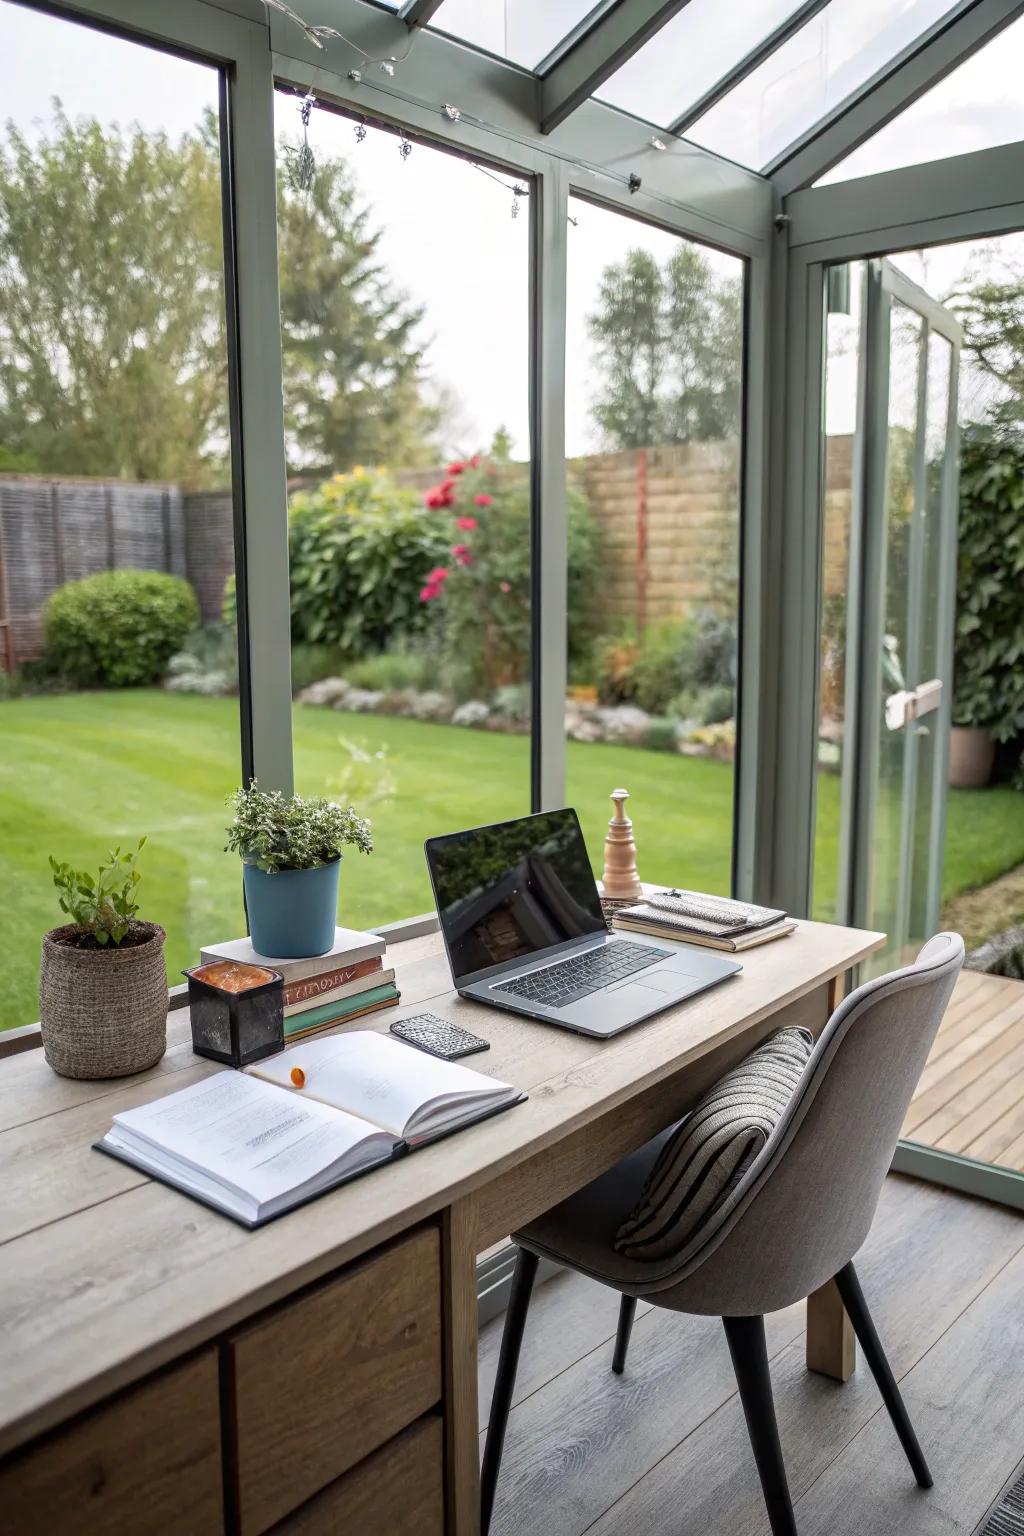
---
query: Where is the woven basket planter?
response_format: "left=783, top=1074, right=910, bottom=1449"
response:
left=39, top=922, right=168, bottom=1080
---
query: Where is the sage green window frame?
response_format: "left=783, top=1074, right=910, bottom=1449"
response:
left=24, top=0, right=775, bottom=913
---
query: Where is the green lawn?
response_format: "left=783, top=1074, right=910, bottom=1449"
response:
left=2, top=689, right=1023, bottom=1030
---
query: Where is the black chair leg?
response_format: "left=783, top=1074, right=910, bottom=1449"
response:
left=612, top=1295, right=637, bottom=1375
left=723, top=1314, right=797, bottom=1536
left=481, top=1247, right=539, bottom=1535
left=834, top=1261, right=932, bottom=1489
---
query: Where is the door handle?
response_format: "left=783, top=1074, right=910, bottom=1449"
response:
left=885, top=690, right=915, bottom=730
left=885, top=679, right=943, bottom=730
left=914, top=678, right=943, bottom=717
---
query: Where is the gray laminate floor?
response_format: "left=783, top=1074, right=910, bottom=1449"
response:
left=478, top=1175, right=1024, bottom=1536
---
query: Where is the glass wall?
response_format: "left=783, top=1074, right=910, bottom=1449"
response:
left=812, top=260, right=865, bottom=921
left=0, top=1, right=243, bottom=1029
left=564, top=197, right=744, bottom=896
left=275, top=99, right=533, bottom=930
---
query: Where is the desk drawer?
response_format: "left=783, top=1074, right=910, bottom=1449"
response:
left=228, top=1225, right=442, bottom=1534
left=273, top=1416, right=443, bottom=1535
left=0, top=1351, right=222, bottom=1536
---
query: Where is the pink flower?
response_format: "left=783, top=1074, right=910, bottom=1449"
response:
left=499, top=581, right=511, bottom=593
left=426, top=566, right=450, bottom=584
left=474, top=493, right=493, bottom=507
left=452, top=544, right=473, bottom=567
left=455, top=515, right=477, bottom=531
left=419, top=585, right=438, bottom=602
left=447, top=461, right=465, bottom=476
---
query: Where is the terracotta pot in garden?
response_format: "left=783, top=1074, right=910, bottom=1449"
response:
left=949, top=726, right=995, bottom=789
left=39, top=922, right=168, bottom=1079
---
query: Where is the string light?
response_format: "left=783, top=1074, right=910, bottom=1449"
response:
left=277, top=86, right=704, bottom=230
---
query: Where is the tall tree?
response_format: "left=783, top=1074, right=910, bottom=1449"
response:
left=0, top=104, right=228, bottom=484
left=946, top=267, right=1024, bottom=437
left=587, top=244, right=742, bottom=450
left=276, top=147, right=437, bottom=472
left=0, top=105, right=438, bottom=485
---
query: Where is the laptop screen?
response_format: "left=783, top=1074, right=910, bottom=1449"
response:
left=425, top=809, right=607, bottom=984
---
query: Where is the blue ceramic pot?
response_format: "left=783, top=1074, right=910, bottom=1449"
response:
left=242, top=857, right=340, bottom=958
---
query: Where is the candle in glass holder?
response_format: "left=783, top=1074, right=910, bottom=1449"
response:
left=183, top=959, right=284, bottom=1068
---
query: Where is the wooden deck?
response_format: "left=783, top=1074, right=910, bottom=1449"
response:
left=904, top=968, right=1024, bottom=1171
left=481, top=1175, right=1024, bottom=1536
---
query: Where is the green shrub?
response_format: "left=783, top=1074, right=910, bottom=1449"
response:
left=343, top=648, right=436, bottom=693
left=642, top=716, right=678, bottom=752
left=290, top=641, right=351, bottom=694
left=594, top=627, right=641, bottom=705
left=44, top=570, right=199, bottom=687
left=418, top=456, right=600, bottom=701
left=689, top=608, right=737, bottom=690
left=288, top=468, right=450, bottom=657
left=698, top=683, right=735, bottom=725
left=954, top=434, right=1024, bottom=739
left=631, top=621, right=698, bottom=714
left=670, top=683, right=736, bottom=726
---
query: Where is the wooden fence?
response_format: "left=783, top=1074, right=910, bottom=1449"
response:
left=0, top=442, right=854, bottom=668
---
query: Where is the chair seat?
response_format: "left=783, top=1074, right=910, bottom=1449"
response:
left=514, top=1124, right=676, bottom=1290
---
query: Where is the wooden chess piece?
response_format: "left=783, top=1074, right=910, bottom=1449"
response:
left=602, top=788, right=643, bottom=901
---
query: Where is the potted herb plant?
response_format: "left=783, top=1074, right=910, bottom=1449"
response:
left=40, top=839, right=167, bottom=1079
left=226, top=783, right=373, bottom=958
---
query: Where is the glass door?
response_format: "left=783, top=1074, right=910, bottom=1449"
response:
left=843, top=261, right=961, bottom=970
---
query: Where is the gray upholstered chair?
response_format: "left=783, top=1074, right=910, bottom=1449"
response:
left=481, top=932, right=964, bottom=1536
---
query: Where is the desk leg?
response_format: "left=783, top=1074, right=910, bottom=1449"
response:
left=807, top=1279, right=856, bottom=1382
left=442, top=1196, right=481, bottom=1536
left=806, top=972, right=856, bottom=1383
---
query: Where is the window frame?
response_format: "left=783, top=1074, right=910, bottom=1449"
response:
left=6, top=0, right=775, bottom=946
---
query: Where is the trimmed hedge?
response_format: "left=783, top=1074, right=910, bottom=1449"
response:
left=44, top=569, right=199, bottom=687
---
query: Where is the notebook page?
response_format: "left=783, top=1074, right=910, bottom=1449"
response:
left=252, top=1030, right=513, bottom=1138
left=111, top=1071, right=394, bottom=1207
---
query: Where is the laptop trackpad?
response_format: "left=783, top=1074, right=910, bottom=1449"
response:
left=611, top=971, right=689, bottom=999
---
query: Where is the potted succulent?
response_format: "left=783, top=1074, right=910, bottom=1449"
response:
left=40, top=839, right=167, bottom=1079
left=226, top=783, right=373, bottom=958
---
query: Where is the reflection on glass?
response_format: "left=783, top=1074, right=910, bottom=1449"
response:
left=431, top=0, right=601, bottom=66
left=688, top=0, right=958, bottom=168
left=0, top=0, right=243, bottom=1029
left=908, top=332, right=952, bottom=947
left=871, top=300, right=922, bottom=965
left=598, top=0, right=812, bottom=128
left=427, top=810, right=605, bottom=980
left=563, top=196, right=744, bottom=898
left=813, top=261, right=866, bottom=921
left=274, top=102, right=532, bottom=930
left=817, top=15, right=1024, bottom=183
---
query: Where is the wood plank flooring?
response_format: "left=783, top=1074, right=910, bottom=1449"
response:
left=479, top=1175, right=1024, bottom=1536
left=904, top=970, right=1024, bottom=1170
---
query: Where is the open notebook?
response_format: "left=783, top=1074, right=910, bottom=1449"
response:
left=96, top=1031, right=523, bottom=1228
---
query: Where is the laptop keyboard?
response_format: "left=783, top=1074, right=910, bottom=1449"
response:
left=496, top=942, right=672, bottom=1009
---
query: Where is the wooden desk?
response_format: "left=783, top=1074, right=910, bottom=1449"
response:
left=0, top=919, right=881, bottom=1533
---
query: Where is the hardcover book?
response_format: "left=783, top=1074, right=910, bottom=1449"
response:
left=96, top=1032, right=523, bottom=1227
left=200, top=926, right=385, bottom=981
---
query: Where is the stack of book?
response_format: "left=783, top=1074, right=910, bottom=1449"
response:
left=613, top=888, right=796, bottom=952
left=199, top=926, right=399, bottom=1041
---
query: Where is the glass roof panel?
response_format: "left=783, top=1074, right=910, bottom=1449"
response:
left=686, top=0, right=960, bottom=169
left=430, top=0, right=603, bottom=69
left=597, top=0, right=815, bottom=128
left=816, top=14, right=1024, bottom=183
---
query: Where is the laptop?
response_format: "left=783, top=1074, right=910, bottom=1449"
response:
left=424, top=808, right=741, bottom=1039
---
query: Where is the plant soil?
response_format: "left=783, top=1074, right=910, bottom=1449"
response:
left=48, top=920, right=158, bottom=952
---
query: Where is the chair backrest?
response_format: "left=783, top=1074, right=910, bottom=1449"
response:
left=646, top=933, right=964, bottom=1316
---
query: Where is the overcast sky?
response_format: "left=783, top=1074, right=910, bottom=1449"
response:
left=2, top=0, right=1022, bottom=458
